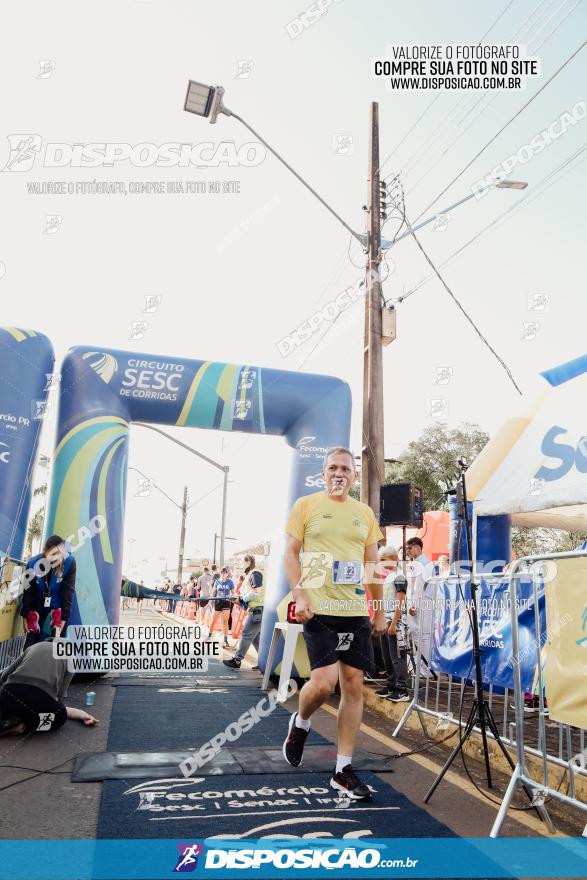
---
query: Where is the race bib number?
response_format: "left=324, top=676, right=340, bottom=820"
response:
left=332, top=560, right=362, bottom=585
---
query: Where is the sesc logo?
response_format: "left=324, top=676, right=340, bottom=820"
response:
left=534, top=426, right=587, bottom=482
left=120, top=359, right=185, bottom=402
left=305, top=471, right=326, bottom=489
left=82, top=352, right=119, bottom=384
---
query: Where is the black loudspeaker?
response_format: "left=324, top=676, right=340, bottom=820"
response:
left=380, top=482, right=424, bottom=528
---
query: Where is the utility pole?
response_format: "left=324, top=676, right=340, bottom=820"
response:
left=177, top=485, right=188, bottom=585
left=214, top=532, right=238, bottom=565
left=361, top=101, right=385, bottom=517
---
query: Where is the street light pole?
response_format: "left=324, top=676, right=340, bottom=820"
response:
left=177, top=486, right=188, bottom=585
left=133, top=424, right=231, bottom=583
left=382, top=180, right=528, bottom=249
left=362, top=102, right=385, bottom=516
left=213, top=532, right=238, bottom=565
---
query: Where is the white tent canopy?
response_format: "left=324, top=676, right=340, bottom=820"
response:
left=467, top=354, right=587, bottom=532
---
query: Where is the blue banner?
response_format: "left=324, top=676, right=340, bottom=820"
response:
left=0, top=838, right=585, bottom=879
left=429, top=577, right=545, bottom=691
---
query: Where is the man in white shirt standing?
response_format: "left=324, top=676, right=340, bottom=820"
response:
left=405, top=537, right=434, bottom=672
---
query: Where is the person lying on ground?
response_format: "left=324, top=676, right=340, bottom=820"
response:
left=0, top=640, right=98, bottom=736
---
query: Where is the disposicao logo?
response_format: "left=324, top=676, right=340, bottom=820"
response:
left=173, top=843, right=204, bottom=872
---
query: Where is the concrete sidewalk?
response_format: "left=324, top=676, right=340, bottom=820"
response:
left=0, top=606, right=582, bottom=841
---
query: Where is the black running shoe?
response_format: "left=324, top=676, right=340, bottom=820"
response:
left=374, top=687, right=390, bottom=698
left=223, top=658, right=240, bottom=669
left=283, top=712, right=309, bottom=766
left=387, top=690, right=410, bottom=703
left=330, top=764, right=372, bottom=801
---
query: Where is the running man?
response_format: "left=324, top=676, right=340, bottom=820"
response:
left=282, top=446, right=386, bottom=800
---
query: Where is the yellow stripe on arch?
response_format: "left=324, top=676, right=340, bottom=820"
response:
left=4, top=328, right=27, bottom=342
left=52, top=426, right=129, bottom=540
left=97, top=436, right=126, bottom=564
left=54, top=416, right=129, bottom=458
left=176, top=362, right=211, bottom=426
left=216, top=363, right=239, bottom=404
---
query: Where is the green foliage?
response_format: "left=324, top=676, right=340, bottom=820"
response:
left=512, top=527, right=587, bottom=558
left=384, top=422, right=489, bottom=511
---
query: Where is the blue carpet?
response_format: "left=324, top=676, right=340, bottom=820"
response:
left=98, top=682, right=457, bottom=844
left=97, top=771, right=456, bottom=840
left=105, top=685, right=318, bottom=751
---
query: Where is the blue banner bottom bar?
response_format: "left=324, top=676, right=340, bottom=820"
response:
left=0, top=838, right=586, bottom=879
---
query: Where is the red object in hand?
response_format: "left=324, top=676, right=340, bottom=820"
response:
left=287, top=601, right=297, bottom=624
left=27, top=611, right=40, bottom=633
left=50, top=608, right=63, bottom=631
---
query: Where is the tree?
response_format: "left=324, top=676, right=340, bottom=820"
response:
left=512, top=526, right=587, bottom=558
left=382, top=422, right=489, bottom=511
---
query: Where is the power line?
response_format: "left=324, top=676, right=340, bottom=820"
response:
left=414, top=38, right=587, bottom=222
left=396, top=141, right=587, bottom=304
left=395, top=0, right=555, bottom=184
left=378, top=0, right=518, bottom=177
left=534, top=0, right=585, bottom=51
left=406, top=0, right=585, bottom=197
left=397, top=208, right=523, bottom=394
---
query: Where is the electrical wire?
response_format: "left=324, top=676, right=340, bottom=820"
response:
left=396, top=140, right=587, bottom=305
left=413, top=37, right=587, bottom=222
left=407, top=0, right=585, bottom=197
left=0, top=755, right=75, bottom=793
left=398, top=0, right=557, bottom=184
left=378, top=0, right=518, bottom=177
left=389, top=191, right=523, bottom=394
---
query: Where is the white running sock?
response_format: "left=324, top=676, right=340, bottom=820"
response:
left=335, top=754, right=352, bottom=774
left=295, top=714, right=311, bottom=731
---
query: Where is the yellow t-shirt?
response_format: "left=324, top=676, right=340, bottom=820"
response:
left=286, top=491, right=384, bottom=617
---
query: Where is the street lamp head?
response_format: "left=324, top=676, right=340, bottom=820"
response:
left=184, top=80, right=226, bottom=124
left=496, top=180, right=528, bottom=190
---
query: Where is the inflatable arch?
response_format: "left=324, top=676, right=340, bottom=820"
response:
left=0, top=328, right=54, bottom=559
left=43, top=345, right=351, bottom=670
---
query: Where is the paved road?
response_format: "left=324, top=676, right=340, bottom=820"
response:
left=0, top=606, right=582, bottom=841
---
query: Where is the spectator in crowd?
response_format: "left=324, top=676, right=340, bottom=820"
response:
left=156, top=579, right=168, bottom=611
left=376, top=546, right=410, bottom=702
left=21, top=535, right=76, bottom=649
left=228, top=574, right=244, bottom=633
left=223, top=555, right=264, bottom=669
left=170, top=581, right=182, bottom=614
left=197, top=567, right=213, bottom=627
left=436, top=554, right=450, bottom=577
left=137, top=580, right=144, bottom=615
left=209, top=566, right=234, bottom=648
left=0, top=641, right=98, bottom=736
left=405, top=537, right=434, bottom=674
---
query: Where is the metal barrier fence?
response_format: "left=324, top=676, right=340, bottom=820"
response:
left=491, top=551, right=587, bottom=837
left=390, top=568, right=587, bottom=835
left=0, top=634, right=25, bottom=669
